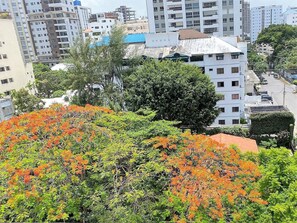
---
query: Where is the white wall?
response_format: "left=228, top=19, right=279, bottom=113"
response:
left=145, top=32, right=179, bottom=47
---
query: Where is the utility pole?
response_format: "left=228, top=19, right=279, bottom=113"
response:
left=283, top=83, right=286, bottom=106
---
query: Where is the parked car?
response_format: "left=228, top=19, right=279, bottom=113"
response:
left=261, top=79, right=268, bottom=85
left=261, top=94, right=273, bottom=102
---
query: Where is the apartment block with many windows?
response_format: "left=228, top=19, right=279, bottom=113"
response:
left=0, top=15, right=34, bottom=95
left=251, top=5, right=283, bottom=42
left=146, top=0, right=243, bottom=37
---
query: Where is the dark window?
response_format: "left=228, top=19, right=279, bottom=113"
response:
left=216, top=54, right=224, bottom=60
left=232, top=107, right=239, bottom=112
left=217, top=68, right=224, bottom=74
left=219, top=120, right=226, bottom=125
left=232, top=81, right=239, bottom=86
left=232, top=119, right=240, bottom=124
left=232, top=67, right=239, bottom=73
left=217, top=82, right=224, bottom=87
left=190, top=55, right=203, bottom=62
left=1, top=79, right=8, bottom=84
left=219, top=107, right=225, bottom=113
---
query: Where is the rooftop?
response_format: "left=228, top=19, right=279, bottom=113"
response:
left=249, top=106, right=288, bottom=114
left=178, top=29, right=210, bottom=40
left=210, top=133, right=259, bottom=153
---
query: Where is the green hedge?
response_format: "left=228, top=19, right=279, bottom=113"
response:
left=250, top=112, right=295, bottom=135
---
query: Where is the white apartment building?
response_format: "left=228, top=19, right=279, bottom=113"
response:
left=146, top=0, right=243, bottom=37
left=0, top=0, right=8, bottom=11
left=251, top=5, right=283, bottom=42
left=73, top=0, right=91, bottom=32
left=83, top=13, right=123, bottom=42
left=122, top=30, right=247, bottom=126
left=0, top=16, right=34, bottom=95
left=122, top=19, right=149, bottom=34
left=2, top=0, right=90, bottom=65
left=283, top=7, right=297, bottom=26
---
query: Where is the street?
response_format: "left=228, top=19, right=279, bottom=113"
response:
left=261, top=73, right=297, bottom=131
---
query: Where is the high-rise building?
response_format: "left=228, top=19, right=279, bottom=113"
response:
left=282, top=7, right=297, bottom=26
left=242, top=1, right=250, bottom=39
left=146, top=0, right=243, bottom=37
left=74, top=0, right=91, bottom=32
left=0, top=0, right=8, bottom=12
left=251, top=5, right=283, bottom=42
left=2, top=0, right=91, bottom=65
left=0, top=13, right=35, bottom=96
left=115, top=6, right=136, bottom=23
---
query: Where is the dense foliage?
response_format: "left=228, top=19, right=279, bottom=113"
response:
left=0, top=105, right=268, bottom=222
left=256, top=25, right=297, bottom=70
left=247, top=47, right=268, bottom=74
left=33, top=63, right=69, bottom=98
left=124, top=60, right=219, bottom=131
left=250, top=112, right=295, bottom=135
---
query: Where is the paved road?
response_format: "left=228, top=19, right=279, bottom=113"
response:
left=261, top=73, right=297, bottom=131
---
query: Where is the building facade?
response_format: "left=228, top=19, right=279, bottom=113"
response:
left=83, top=13, right=123, bottom=42
left=120, top=30, right=247, bottom=126
left=251, top=5, right=283, bottom=42
left=146, top=0, right=243, bottom=37
left=115, top=6, right=136, bottom=23
left=242, top=0, right=250, bottom=39
left=283, top=7, right=297, bottom=26
left=0, top=15, right=34, bottom=95
left=122, top=19, right=149, bottom=34
left=0, top=98, right=14, bottom=122
left=2, top=0, right=90, bottom=65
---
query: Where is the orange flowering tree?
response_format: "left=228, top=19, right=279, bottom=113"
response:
left=0, top=105, right=269, bottom=222
left=149, top=133, right=269, bottom=222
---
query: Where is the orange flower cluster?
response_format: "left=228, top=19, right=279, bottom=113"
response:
left=152, top=132, right=267, bottom=221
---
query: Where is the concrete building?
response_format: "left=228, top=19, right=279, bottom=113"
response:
left=0, top=15, right=34, bottom=96
left=122, top=19, right=149, bottom=34
left=2, top=0, right=90, bottom=65
left=0, top=98, right=14, bottom=122
left=97, top=30, right=247, bottom=126
left=115, top=6, right=136, bottom=23
left=83, top=13, right=123, bottom=42
left=242, top=1, right=250, bottom=39
left=146, top=0, right=243, bottom=37
left=0, top=0, right=8, bottom=12
left=283, top=7, right=297, bottom=26
left=251, top=5, right=283, bottom=42
left=74, top=0, right=91, bottom=32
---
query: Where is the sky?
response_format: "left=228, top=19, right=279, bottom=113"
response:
left=82, top=0, right=297, bottom=17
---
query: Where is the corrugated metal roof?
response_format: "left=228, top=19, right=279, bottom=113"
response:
left=96, top=33, right=146, bottom=46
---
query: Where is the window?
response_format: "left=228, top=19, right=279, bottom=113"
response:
left=217, top=68, right=224, bottom=74
left=232, top=119, right=240, bottom=124
left=219, top=107, right=225, bottom=113
left=219, top=94, right=225, bottom=100
left=5, top=66, right=9, bottom=71
left=231, top=54, right=239, bottom=59
left=0, top=67, right=4, bottom=72
left=223, top=18, right=227, bottom=23
left=232, top=107, right=239, bottom=112
left=154, top=7, right=158, bottom=12
left=8, top=78, right=13, bottom=82
left=1, top=79, right=8, bottom=84
left=219, top=120, right=226, bottom=125
left=232, top=67, right=239, bottom=73
left=190, top=55, right=203, bottom=62
left=232, top=81, right=239, bottom=86
left=217, top=82, right=224, bottom=87
left=216, top=54, right=224, bottom=60
left=208, top=54, right=213, bottom=57
left=229, top=18, right=234, bottom=22
left=232, top=94, right=240, bottom=100
left=154, top=15, right=159, bottom=20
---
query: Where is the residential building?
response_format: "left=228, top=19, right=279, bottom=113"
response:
left=146, top=0, right=243, bottom=37
left=115, top=6, right=136, bottom=23
left=251, top=5, right=283, bottom=42
left=242, top=1, right=250, bottom=39
left=0, top=98, right=14, bottom=122
left=255, top=43, right=274, bottom=56
left=0, top=14, right=34, bottom=95
left=283, top=7, right=297, bottom=26
left=74, top=0, right=92, bottom=32
left=122, top=19, right=149, bottom=34
left=3, top=0, right=90, bottom=65
left=83, top=13, right=123, bottom=42
left=210, top=133, right=259, bottom=153
left=98, top=30, right=246, bottom=126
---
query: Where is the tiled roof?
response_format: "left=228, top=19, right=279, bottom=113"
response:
left=179, top=29, right=210, bottom=40
left=210, top=133, right=259, bottom=153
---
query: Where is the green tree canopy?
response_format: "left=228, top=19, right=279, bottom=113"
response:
left=124, top=60, right=219, bottom=131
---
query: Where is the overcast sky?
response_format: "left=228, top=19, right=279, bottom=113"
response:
left=82, top=0, right=297, bottom=17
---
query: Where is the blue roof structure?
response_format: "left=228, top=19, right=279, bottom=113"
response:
left=95, top=33, right=146, bottom=46
left=73, top=0, right=81, bottom=6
